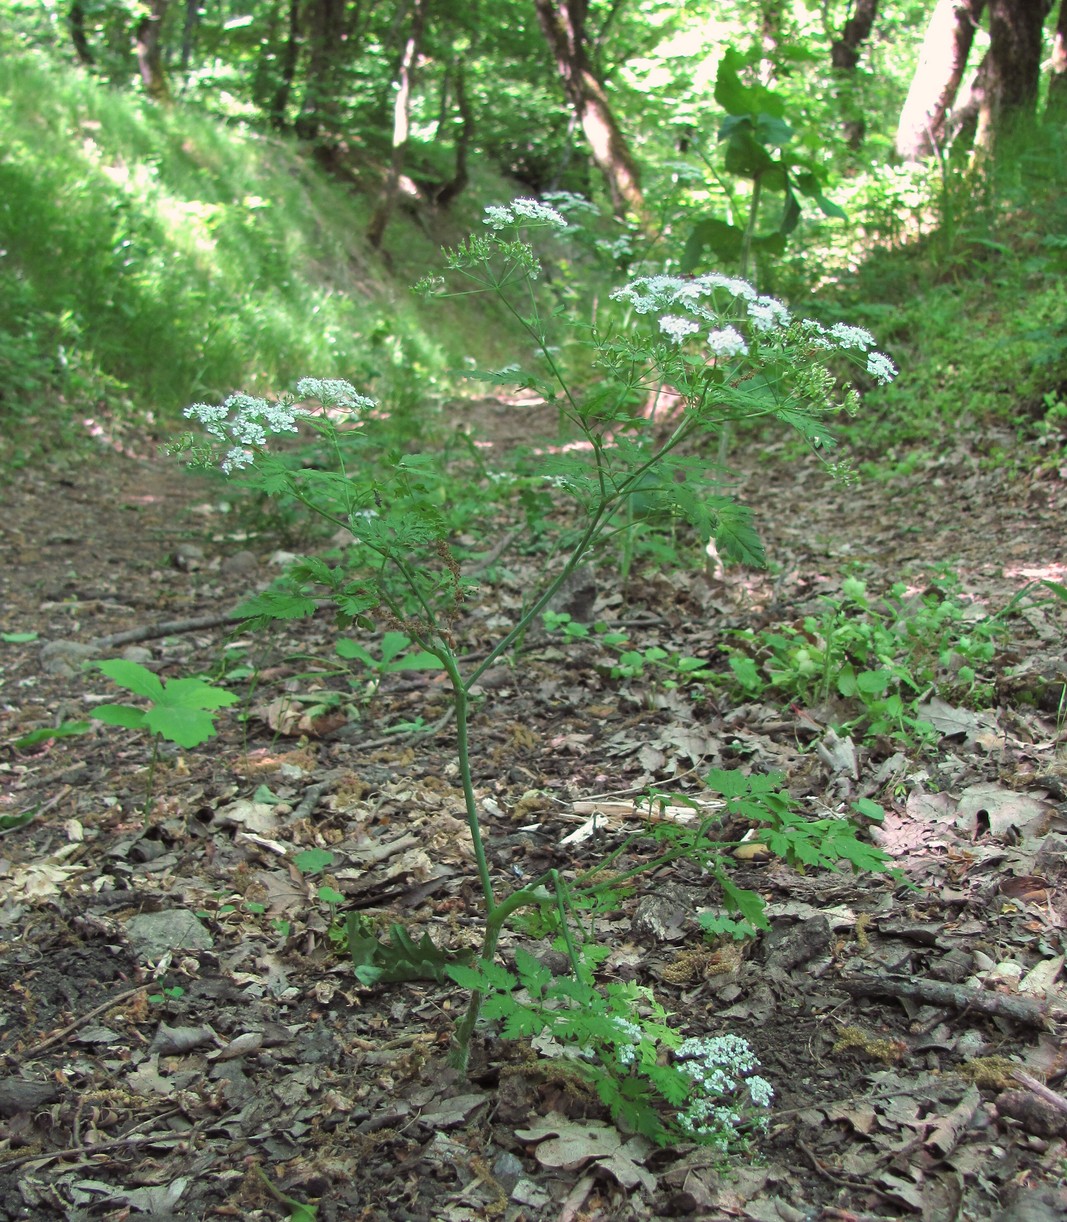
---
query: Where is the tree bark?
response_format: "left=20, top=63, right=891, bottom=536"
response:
left=831, top=0, right=880, bottom=147
left=1048, top=0, right=1067, bottom=115
left=366, top=0, right=426, bottom=249
left=179, top=0, right=200, bottom=71
left=69, top=2, right=94, bottom=66
left=434, top=58, right=473, bottom=208
left=973, top=0, right=1052, bottom=156
left=134, top=0, right=171, bottom=103
left=269, top=0, right=302, bottom=131
left=895, top=0, right=986, bottom=161
left=831, top=0, right=879, bottom=70
left=294, top=0, right=348, bottom=143
left=533, top=0, right=647, bottom=221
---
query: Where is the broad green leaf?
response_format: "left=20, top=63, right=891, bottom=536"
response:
left=2, top=631, right=38, bottom=643
left=851, top=798, right=885, bottom=822
left=294, top=847, right=335, bottom=875
left=144, top=705, right=219, bottom=748
left=14, top=721, right=90, bottom=749
left=92, top=703, right=148, bottom=731
left=714, top=47, right=785, bottom=119
left=235, top=587, right=319, bottom=623
left=717, top=872, right=770, bottom=929
left=96, top=659, right=164, bottom=701
left=159, top=677, right=239, bottom=712
left=711, top=502, right=765, bottom=567
left=857, top=669, right=892, bottom=695
left=336, top=638, right=376, bottom=666
left=0, top=807, right=39, bottom=833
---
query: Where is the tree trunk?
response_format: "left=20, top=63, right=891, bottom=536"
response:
left=179, top=0, right=200, bottom=71
left=533, top=0, right=647, bottom=222
left=434, top=58, right=473, bottom=208
left=294, top=0, right=348, bottom=143
left=69, top=2, right=94, bottom=66
left=830, top=0, right=880, bottom=147
left=973, top=0, right=1052, bottom=156
left=896, top=0, right=986, bottom=160
left=1048, top=0, right=1067, bottom=115
left=134, top=0, right=171, bottom=103
left=269, top=0, right=302, bottom=131
left=366, top=0, right=426, bottom=249
left=831, top=0, right=879, bottom=70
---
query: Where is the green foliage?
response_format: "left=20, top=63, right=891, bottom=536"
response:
left=448, top=947, right=773, bottom=1148
left=342, top=916, right=469, bottom=987
left=13, top=720, right=91, bottom=750
left=683, top=47, right=845, bottom=279
left=178, top=201, right=896, bottom=1133
left=727, top=574, right=1004, bottom=746
left=90, top=659, right=237, bottom=817
left=92, top=659, right=238, bottom=750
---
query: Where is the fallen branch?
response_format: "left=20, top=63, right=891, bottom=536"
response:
left=93, top=610, right=243, bottom=649
left=12, top=986, right=148, bottom=1061
left=1011, top=1068, right=1067, bottom=1115
left=838, top=975, right=1067, bottom=1026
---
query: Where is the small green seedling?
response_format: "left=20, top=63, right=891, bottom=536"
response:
left=14, top=720, right=91, bottom=750
left=91, top=659, right=238, bottom=816
left=336, top=630, right=444, bottom=701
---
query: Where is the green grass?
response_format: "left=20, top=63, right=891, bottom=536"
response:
left=0, top=49, right=523, bottom=461
left=2, top=42, right=1066, bottom=474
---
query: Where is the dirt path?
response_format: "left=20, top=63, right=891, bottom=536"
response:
left=1, top=420, right=1066, bottom=1221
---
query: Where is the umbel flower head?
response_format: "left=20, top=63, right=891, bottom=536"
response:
left=184, top=380, right=376, bottom=472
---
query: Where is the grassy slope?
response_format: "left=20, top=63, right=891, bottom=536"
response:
left=1, top=48, right=1065, bottom=471
left=0, top=50, right=522, bottom=461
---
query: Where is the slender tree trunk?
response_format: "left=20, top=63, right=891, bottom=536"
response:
left=269, top=0, right=302, bottom=130
left=896, top=0, right=986, bottom=160
left=533, top=0, right=647, bottom=222
left=179, top=0, right=199, bottom=71
left=973, top=0, right=1052, bottom=156
left=69, top=1, right=94, bottom=66
left=758, top=0, right=781, bottom=86
left=831, top=0, right=880, bottom=147
left=134, top=0, right=171, bottom=103
left=831, top=0, right=880, bottom=68
left=434, top=58, right=473, bottom=208
left=1048, top=0, right=1067, bottom=115
left=294, top=0, right=348, bottom=143
left=367, top=0, right=426, bottom=249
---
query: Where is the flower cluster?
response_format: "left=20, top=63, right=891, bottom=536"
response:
left=294, top=377, right=376, bottom=410
left=482, top=198, right=568, bottom=231
left=184, top=380, right=376, bottom=472
left=799, top=319, right=898, bottom=384
left=610, top=272, right=898, bottom=387
left=673, top=1034, right=773, bottom=1146
left=607, top=1015, right=644, bottom=1067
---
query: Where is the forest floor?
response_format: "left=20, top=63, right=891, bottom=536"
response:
left=2, top=401, right=1067, bottom=1222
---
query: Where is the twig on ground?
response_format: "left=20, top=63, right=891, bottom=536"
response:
left=93, top=611, right=243, bottom=649
left=12, top=985, right=147, bottom=1061
left=838, top=975, right=1067, bottom=1026
left=1012, top=1068, right=1067, bottom=1114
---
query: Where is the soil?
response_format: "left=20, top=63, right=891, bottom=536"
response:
left=1, top=404, right=1066, bottom=1222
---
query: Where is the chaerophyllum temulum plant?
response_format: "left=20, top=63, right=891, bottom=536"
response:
left=173, top=197, right=897, bottom=1145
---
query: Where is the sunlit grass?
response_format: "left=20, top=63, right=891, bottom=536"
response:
left=0, top=49, right=521, bottom=461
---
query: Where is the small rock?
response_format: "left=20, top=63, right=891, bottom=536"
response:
left=124, top=909, right=214, bottom=961
left=0, top=1077, right=59, bottom=1116
left=39, top=639, right=98, bottom=678
left=763, top=915, right=833, bottom=971
left=173, top=543, right=206, bottom=571
left=220, top=550, right=259, bottom=578
left=121, top=645, right=155, bottom=666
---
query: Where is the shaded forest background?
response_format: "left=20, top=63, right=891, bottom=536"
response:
left=1, top=0, right=1066, bottom=466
